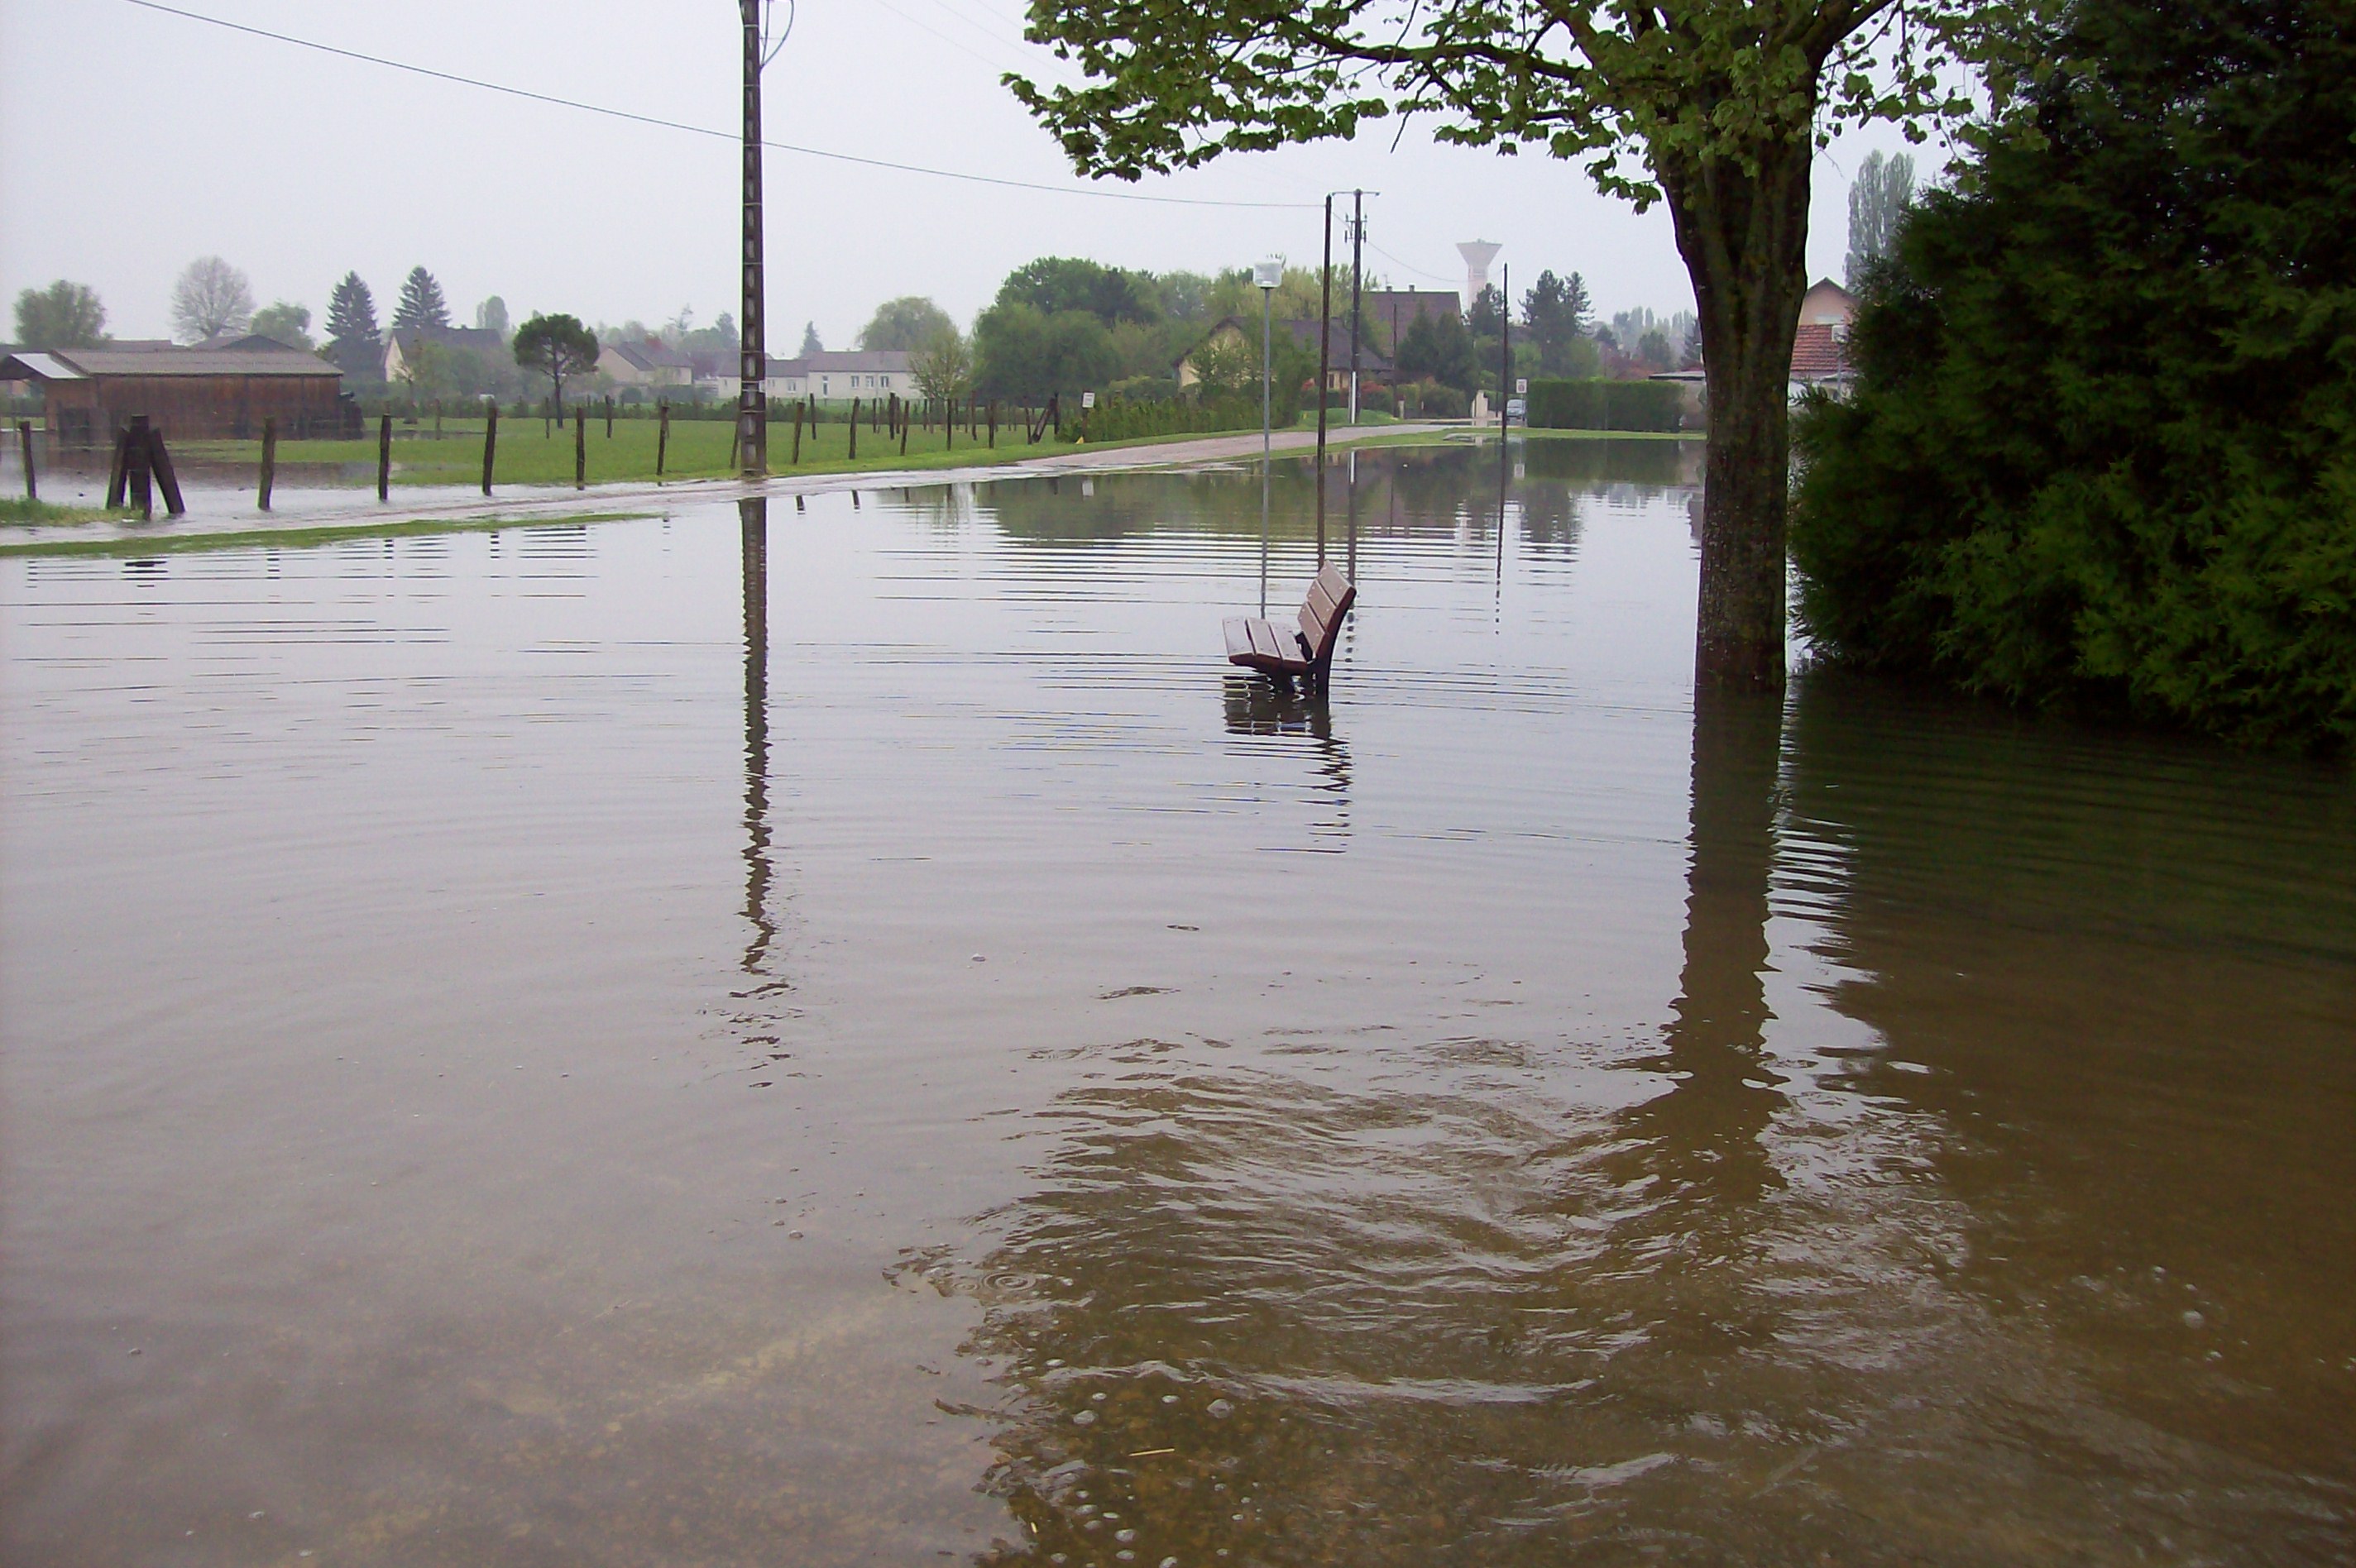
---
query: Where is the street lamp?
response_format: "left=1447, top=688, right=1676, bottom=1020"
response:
left=1255, top=256, right=1282, bottom=617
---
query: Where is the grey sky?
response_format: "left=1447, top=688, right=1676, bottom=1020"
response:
left=2, top=0, right=1928, bottom=344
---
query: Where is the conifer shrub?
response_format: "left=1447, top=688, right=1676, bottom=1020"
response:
left=1790, top=0, right=2356, bottom=751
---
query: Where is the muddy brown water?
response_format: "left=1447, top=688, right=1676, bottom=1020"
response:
left=4, top=444, right=2350, bottom=1565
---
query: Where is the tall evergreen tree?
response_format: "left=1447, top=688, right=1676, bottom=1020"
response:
left=393, top=266, right=451, bottom=332
left=325, top=271, right=381, bottom=379
left=799, top=321, right=823, bottom=356
left=1843, top=152, right=1918, bottom=289
left=1521, top=270, right=1596, bottom=375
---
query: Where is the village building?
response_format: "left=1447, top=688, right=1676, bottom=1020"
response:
left=1358, top=289, right=1461, bottom=353
left=599, top=337, right=697, bottom=390
left=381, top=325, right=505, bottom=384
left=761, top=351, right=916, bottom=402
left=1175, top=318, right=1394, bottom=394
left=1648, top=277, right=1860, bottom=418
left=0, top=341, right=354, bottom=445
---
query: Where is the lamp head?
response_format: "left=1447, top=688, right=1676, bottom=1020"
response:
left=1252, top=256, right=1283, bottom=291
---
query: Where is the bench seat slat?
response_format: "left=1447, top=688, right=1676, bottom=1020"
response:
left=1224, top=569, right=1354, bottom=681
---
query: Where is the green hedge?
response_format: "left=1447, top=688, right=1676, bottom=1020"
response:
left=1075, top=393, right=1283, bottom=443
left=1525, top=378, right=1687, bottom=432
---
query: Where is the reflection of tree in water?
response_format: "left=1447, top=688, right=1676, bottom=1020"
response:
left=1783, top=670, right=2356, bottom=1489
left=917, top=700, right=1927, bottom=1566
left=1219, top=676, right=1350, bottom=844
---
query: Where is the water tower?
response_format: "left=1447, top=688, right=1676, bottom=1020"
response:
left=1457, top=241, right=1502, bottom=308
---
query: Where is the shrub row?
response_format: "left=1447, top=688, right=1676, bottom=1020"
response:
left=1525, top=378, right=1688, bottom=432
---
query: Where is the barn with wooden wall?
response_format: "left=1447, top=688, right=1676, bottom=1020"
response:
left=0, top=342, right=357, bottom=446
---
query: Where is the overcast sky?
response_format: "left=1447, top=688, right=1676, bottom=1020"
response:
left=2, top=0, right=1932, bottom=345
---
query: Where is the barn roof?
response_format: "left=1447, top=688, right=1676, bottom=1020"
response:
left=0, top=345, right=342, bottom=380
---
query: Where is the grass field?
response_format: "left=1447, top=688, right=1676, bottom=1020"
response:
left=0, top=510, right=650, bottom=558
left=0, top=496, right=117, bottom=527
left=175, top=412, right=1141, bottom=488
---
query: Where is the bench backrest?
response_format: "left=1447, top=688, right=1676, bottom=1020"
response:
left=1296, top=564, right=1356, bottom=668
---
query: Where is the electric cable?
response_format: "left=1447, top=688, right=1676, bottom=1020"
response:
left=117, top=0, right=1319, bottom=210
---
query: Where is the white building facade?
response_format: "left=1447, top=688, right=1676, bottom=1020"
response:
left=762, top=351, right=916, bottom=402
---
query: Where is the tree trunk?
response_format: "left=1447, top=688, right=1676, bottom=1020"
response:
left=1662, top=133, right=1815, bottom=693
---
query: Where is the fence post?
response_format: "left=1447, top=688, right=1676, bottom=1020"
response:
left=790, top=399, right=804, bottom=465
left=482, top=401, right=499, bottom=495
left=146, top=423, right=185, bottom=516
left=988, top=401, right=996, bottom=449
left=106, top=425, right=131, bottom=508
left=605, top=396, right=615, bottom=439
left=849, top=398, right=859, bottom=460
left=376, top=414, right=392, bottom=501
left=574, top=404, right=587, bottom=489
left=258, top=416, right=276, bottom=511
left=16, top=419, right=35, bottom=501
left=127, top=415, right=155, bottom=519
left=656, top=401, right=670, bottom=479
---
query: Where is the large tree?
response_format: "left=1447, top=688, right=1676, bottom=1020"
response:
left=325, top=272, right=382, bottom=379
left=1522, top=269, right=1595, bottom=375
left=1007, top=2, right=1979, bottom=690
left=170, top=256, right=253, bottom=342
left=393, top=266, right=451, bottom=332
left=511, top=313, right=601, bottom=412
left=860, top=295, right=957, bottom=352
left=249, top=301, right=314, bottom=351
left=13, top=280, right=107, bottom=349
left=1843, top=150, right=1918, bottom=288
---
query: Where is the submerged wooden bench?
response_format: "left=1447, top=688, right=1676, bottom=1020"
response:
left=1223, top=564, right=1356, bottom=690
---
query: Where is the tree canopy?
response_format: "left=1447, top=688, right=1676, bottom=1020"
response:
left=476, top=296, right=510, bottom=339
left=13, top=280, right=107, bottom=349
left=1792, top=0, right=2356, bottom=751
left=1844, top=151, right=1918, bottom=289
left=249, top=301, right=314, bottom=351
left=860, top=296, right=957, bottom=352
left=393, top=267, right=450, bottom=332
left=171, top=256, right=253, bottom=343
left=326, top=273, right=382, bottom=379
left=512, top=313, right=601, bottom=409
left=1008, top=0, right=2001, bottom=689
left=994, top=257, right=1162, bottom=326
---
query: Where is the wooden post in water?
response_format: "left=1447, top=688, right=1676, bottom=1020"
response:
left=145, top=423, right=184, bottom=517
left=106, top=425, right=132, bottom=509
left=656, top=401, right=670, bottom=479
left=848, top=398, right=859, bottom=460
left=126, top=415, right=155, bottom=519
left=17, top=420, right=36, bottom=501
left=258, top=417, right=276, bottom=511
left=574, top=404, right=587, bottom=488
left=376, top=414, right=392, bottom=501
left=790, top=399, right=804, bottom=464
left=481, top=402, right=498, bottom=495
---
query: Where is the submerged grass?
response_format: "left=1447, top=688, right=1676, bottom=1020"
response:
left=0, top=511, right=653, bottom=558
left=0, top=496, right=122, bottom=527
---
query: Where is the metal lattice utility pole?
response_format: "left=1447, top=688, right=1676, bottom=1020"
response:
left=737, top=0, right=767, bottom=477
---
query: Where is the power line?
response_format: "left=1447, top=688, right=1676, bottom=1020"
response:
left=117, top=0, right=1318, bottom=211
left=1363, top=238, right=1460, bottom=284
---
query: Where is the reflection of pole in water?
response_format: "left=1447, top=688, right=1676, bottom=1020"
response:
left=740, top=496, right=777, bottom=976
left=1345, top=449, right=1358, bottom=586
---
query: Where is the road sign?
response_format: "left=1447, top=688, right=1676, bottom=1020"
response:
left=1516, top=378, right=1528, bottom=395
left=1082, top=391, right=1096, bottom=409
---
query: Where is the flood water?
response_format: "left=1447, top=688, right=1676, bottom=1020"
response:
left=4, top=443, right=2351, bottom=1565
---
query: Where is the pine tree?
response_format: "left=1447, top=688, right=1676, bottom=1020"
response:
left=393, top=266, right=451, bottom=332
left=799, top=321, right=823, bottom=356
left=325, top=271, right=382, bottom=379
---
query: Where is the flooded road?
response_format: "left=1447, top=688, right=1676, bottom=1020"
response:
left=4, top=442, right=2350, bottom=1564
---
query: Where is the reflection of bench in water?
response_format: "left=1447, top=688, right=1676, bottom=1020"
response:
left=1222, top=565, right=1355, bottom=691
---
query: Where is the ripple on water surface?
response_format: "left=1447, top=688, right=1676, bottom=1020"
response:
left=3, top=447, right=2350, bottom=1565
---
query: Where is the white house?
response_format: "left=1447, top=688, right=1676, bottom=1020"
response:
left=762, top=351, right=915, bottom=402
left=599, top=337, right=697, bottom=389
left=382, top=325, right=505, bottom=384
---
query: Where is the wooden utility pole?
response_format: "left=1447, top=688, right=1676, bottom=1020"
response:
left=737, top=0, right=768, bottom=476
left=1316, top=194, right=1333, bottom=562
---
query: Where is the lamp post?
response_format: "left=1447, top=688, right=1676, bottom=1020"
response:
left=1255, top=256, right=1281, bottom=617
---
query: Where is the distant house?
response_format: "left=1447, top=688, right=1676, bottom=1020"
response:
left=1358, top=289, right=1460, bottom=352
left=761, top=351, right=915, bottom=402
left=0, top=342, right=353, bottom=444
left=599, top=337, right=697, bottom=390
left=383, top=325, right=505, bottom=384
left=689, top=351, right=741, bottom=400
left=1798, top=278, right=1857, bottom=331
left=1176, top=318, right=1393, bottom=393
